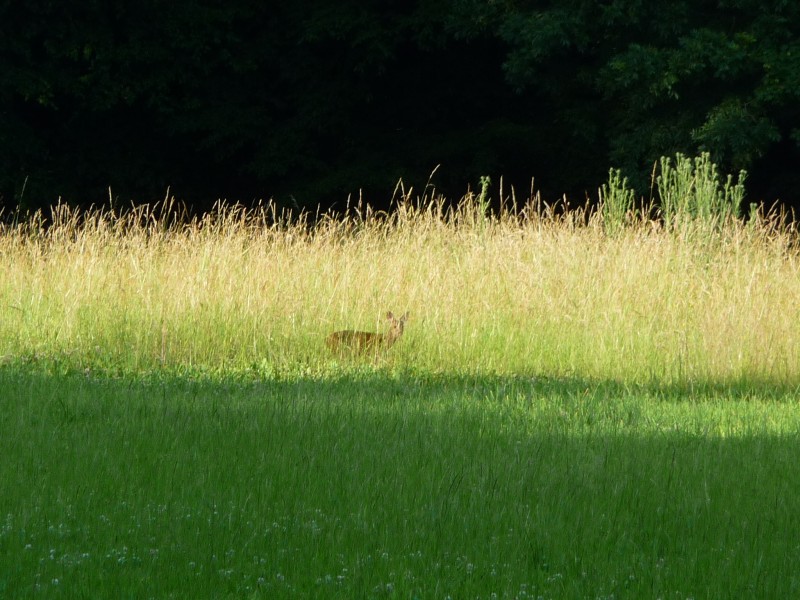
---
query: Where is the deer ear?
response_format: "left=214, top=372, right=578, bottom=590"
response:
left=401, top=312, right=409, bottom=321
left=386, top=311, right=394, bottom=319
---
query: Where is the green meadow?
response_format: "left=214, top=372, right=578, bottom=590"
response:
left=2, top=159, right=800, bottom=597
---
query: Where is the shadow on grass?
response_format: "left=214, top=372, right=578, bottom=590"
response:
left=2, top=356, right=800, bottom=403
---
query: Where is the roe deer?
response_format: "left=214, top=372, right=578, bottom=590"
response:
left=326, top=311, right=409, bottom=354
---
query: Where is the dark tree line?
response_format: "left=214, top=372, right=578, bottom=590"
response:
left=1, top=0, right=799, bottom=214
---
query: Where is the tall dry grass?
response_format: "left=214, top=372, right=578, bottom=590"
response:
left=1, top=196, right=798, bottom=383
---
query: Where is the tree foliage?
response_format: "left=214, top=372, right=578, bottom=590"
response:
left=1, top=0, right=798, bottom=212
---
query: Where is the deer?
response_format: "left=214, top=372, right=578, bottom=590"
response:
left=326, top=311, right=409, bottom=355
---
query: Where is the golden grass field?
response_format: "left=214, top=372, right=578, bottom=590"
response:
left=1, top=194, right=798, bottom=385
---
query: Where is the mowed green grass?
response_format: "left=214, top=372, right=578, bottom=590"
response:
left=1, top=366, right=800, bottom=598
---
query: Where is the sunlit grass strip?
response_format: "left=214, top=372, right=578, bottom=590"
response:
left=0, top=191, right=798, bottom=383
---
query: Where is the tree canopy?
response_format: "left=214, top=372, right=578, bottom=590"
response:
left=1, top=0, right=798, bottom=213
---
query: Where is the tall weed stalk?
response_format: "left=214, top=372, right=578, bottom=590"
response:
left=657, top=152, right=746, bottom=229
left=599, top=168, right=635, bottom=234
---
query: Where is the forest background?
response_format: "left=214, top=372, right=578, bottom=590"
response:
left=1, top=0, right=799, bottom=213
